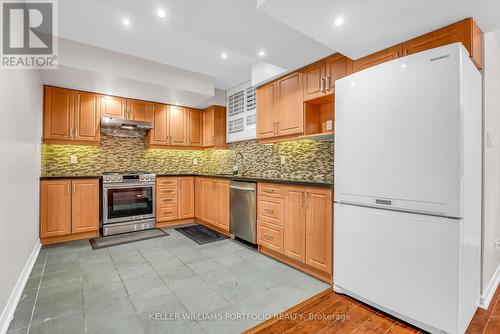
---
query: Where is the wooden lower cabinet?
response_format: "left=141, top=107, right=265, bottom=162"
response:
left=195, top=177, right=230, bottom=233
left=257, top=182, right=333, bottom=283
left=214, top=179, right=229, bottom=231
left=40, top=179, right=99, bottom=244
left=178, top=177, right=194, bottom=219
left=201, top=178, right=215, bottom=224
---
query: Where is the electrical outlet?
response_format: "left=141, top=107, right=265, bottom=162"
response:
left=326, top=120, right=333, bottom=131
left=495, top=239, right=500, bottom=249
left=280, top=156, right=286, bottom=165
left=70, top=155, right=78, bottom=164
left=193, top=158, right=198, bottom=166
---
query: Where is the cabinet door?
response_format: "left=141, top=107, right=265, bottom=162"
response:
left=325, top=55, right=353, bottom=95
left=71, top=179, right=99, bottom=233
left=40, top=180, right=72, bottom=238
left=201, top=178, right=215, bottom=224
left=276, top=72, right=304, bottom=137
left=74, top=92, right=100, bottom=142
left=305, top=188, right=332, bottom=274
left=101, top=96, right=127, bottom=119
left=284, top=186, right=306, bottom=263
left=214, top=180, right=229, bottom=231
left=203, top=107, right=215, bottom=146
left=169, top=106, right=187, bottom=146
left=195, top=177, right=203, bottom=219
left=352, top=45, right=402, bottom=73
left=149, top=104, right=168, bottom=145
left=302, top=61, right=326, bottom=101
left=256, top=82, right=277, bottom=139
left=43, top=87, right=74, bottom=140
left=187, top=108, right=203, bottom=147
left=178, top=177, right=194, bottom=219
left=127, top=99, right=153, bottom=122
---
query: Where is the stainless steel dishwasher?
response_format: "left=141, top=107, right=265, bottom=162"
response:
left=229, top=180, right=257, bottom=244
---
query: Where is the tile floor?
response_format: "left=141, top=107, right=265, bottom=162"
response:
left=7, top=227, right=329, bottom=334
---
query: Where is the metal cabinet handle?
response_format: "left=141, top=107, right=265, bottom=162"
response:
left=320, top=78, right=325, bottom=93
left=301, top=192, right=305, bottom=208
left=263, top=189, right=275, bottom=193
left=263, top=208, right=275, bottom=214
left=67, top=184, right=70, bottom=195
left=263, top=234, right=274, bottom=240
left=325, top=77, right=331, bottom=93
left=73, top=184, right=76, bottom=194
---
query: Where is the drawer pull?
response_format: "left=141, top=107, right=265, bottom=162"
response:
left=263, top=234, right=274, bottom=240
left=263, top=189, right=275, bottom=193
left=161, top=198, right=174, bottom=202
left=263, top=208, right=275, bottom=214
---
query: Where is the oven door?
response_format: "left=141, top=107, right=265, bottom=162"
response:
left=103, top=183, right=155, bottom=224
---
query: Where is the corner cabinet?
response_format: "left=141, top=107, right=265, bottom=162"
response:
left=203, top=106, right=226, bottom=148
left=40, top=178, right=99, bottom=245
left=194, top=177, right=230, bottom=234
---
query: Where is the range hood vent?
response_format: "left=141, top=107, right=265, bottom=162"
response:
left=100, top=117, right=152, bottom=138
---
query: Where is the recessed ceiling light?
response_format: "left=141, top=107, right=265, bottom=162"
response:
left=157, top=9, right=166, bottom=18
left=175, top=102, right=179, bottom=105
left=334, top=16, right=345, bottom=27
left=221, top=52, right=228, bottom=59
left=122, top=18, right=131, bottom=26
left=258, top=50, right=266, bottom=57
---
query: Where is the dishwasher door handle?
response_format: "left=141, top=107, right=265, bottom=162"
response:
left=229, top=185, right=255, bottom=191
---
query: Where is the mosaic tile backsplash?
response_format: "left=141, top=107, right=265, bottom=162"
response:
left=41, top=134, right=334, bottom=183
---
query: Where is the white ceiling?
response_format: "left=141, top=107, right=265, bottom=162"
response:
left=57, top=0, right=333, bottom=90
left=257, top=0, right=500, bottom=60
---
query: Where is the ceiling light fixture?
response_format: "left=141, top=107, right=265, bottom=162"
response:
left=122, top=18, right=131, bottom=26
left=334, top=16, right=345, bottom=27
left=157, top=9, right=166, bottom=18
left=175, top=102, right=179, bottom=105
left=221, top=52, right=228, bottom=59
left=258, top=50, right=266, bottom=57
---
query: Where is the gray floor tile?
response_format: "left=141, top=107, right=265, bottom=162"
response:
left=139, top=249, right=173, bottom=262
left=31, top=291, right=84, bottom=324
left=83, top=281, right=127, bottom=307
left=108, top=244, right=140, bottom=259
left=163, top=275, right=206, bottom=292
left=157, top=264, right=195, bottom=282
left=7, top=289, right=36, bottom=331
left=45, top=252, right=80, bottom=265
left=112, top=254, right=146, bottom=269
left=171, top=250, right=207, bottom=264
left=211, top=277, right=260, bottom=303
left=88, top=313, right=145, bottom=334
left=40, top=269, right=81, bottom=288
left=148, top=257, right=183, bottom=272
left=214, top=252, right=244, bottom=266
left=44, top=261, right=80, bottom=275
left=29, top=265, right=44, bottom=278
left=85, top=297, right=137, bottom=333
left=6, top=326, right=28, bottom=334
left=123, top=273, right=164, bottom=295
left=187, top=259, right=221, bottom=275
left=79, top=252, right=113, bottom=268
left=117, top=263, right=156, bottom=281
left=199, top=268, right=238, bottom=285
left=28, top=312, right=86, bottom=334
left=173, top=283, right=229, bottom=314
left=142, top=314, right=204, bottom=334
left=130, top=288, right=180, bottom=313
left=37, top=280, right=82, bottom=303
left=24, top=276, right=41, bottom=291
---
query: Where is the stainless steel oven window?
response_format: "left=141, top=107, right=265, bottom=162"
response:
left=103, top=183, right=155, bottom=224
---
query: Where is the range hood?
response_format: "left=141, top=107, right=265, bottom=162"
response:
left=100, top=117, right=152, bottom=138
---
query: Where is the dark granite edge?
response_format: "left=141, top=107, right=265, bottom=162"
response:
left=40, top=174, right=333, bottom=187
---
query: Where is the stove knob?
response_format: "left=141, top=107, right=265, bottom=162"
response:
left=104, top=176, right=110, bottom=182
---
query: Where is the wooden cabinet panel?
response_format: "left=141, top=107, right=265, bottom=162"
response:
left=74, top=92, right=100, bottom=142
left=276, top=72, right=304, bottom=137
left=40, top=180, right=72, bottom=238
left=325, top=55, right=353, bottom=94
left=158, top=205, right=178, bottom=221
left=258, top=222, right=283, bottom=254
left=353, top=45, right=403, bottom=73
left=201, top=178, right=215, bottom=223
left=202, top=106, right=226, bottom=148
left=127, top=99, right=152, bottom=122
left=203, top=107, right=214, bottom=146
left=43, top=87, right=73, bottom=140
left=101, top=95, right=126, bottom=119
left=257, top=196, right=283, bottom=227
left=187, top=108, right=203, bottom=147
left=149, top=104, right=168, bottom=145
left=195, top=177, right=203, bottom=219
left=169, top=106, right=187, bottom=146
left=178, top=177, right=194, bottom=219
left=305, top=187, right=332, bottom=274
left=302, top=62, right=326, bottom=101
left=256, top=82, right=277, bottom=139
left=71, top=179, right=99, bottom=233
left=156, top=177, right=179, bottom=222
left=284, top=186, right=306, bottom=263
left=258, top=183, right=285, bottom=199
left=214, top=180, right=229, bottom=231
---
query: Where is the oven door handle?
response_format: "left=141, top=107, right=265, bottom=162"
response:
left=103, top=183, right=155, bottom=189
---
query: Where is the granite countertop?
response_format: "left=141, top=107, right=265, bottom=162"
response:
left=40, top=174, right=333, bottom=187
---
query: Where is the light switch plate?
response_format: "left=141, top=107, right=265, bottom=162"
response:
left=70, top=155, right=78, bottom=164
left=280, top=156, right=286, bottom=165
left=326, top=120, right=333, bottom=131
left=193, top=158, right=198, bottom=166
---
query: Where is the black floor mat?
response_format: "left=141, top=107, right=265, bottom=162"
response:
left=89, top=229, right=169, bottom=249
left=175, top=224, right=228, bottom=245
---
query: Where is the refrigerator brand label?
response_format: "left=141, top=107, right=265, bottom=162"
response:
left=430, top=54, right=450, bottom=62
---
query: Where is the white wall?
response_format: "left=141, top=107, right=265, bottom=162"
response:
left=0, top=70, right=43, bottom=328
left=482, top=30, right=500, bottom=300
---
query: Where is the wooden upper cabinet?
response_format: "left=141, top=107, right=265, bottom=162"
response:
left=276, top=72, right=304, bottom=137
left=178, top=177, right=194, bottom=219
left=187, top=108, right=203, bottom=147
left=353, top=44, right=403, bottom=73
left=169, top=105, right=187, bottom=146
left=149, top=104, right=168, bottom=145
left=325, top=55, right=353, bottom=94
left=214, top=180, right=229, bottom=231
left=403, top=18, right=483, bottom=69
left=305, top=187, right=332, bottom=274
left=74, top=92, right=100, bottom=142
left=127, top=99, right=153, bottom=122
left=101, top=95, right=126, bottom=119
left=43, top=87, right=74, bottom=141
left=284, top=186, right=306, bottom=263
left=302, top=62, right=326, bottom=101
left=203, top=106, right=226, bottom=148
left=40, top=180, right=72, bottom=238
left=256, top=82, right=277, bottom=139
left=71, top=179, right=99, bottom=233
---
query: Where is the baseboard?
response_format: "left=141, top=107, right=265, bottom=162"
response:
left=0, top=240, right=41, bottom=334
left=479, top=263, right=500, bottom=309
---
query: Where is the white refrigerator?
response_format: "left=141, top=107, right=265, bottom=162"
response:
left=334, top=43, right=482, bottom=334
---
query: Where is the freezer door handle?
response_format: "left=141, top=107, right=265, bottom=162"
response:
left=375, top=199, right=392, bottom=206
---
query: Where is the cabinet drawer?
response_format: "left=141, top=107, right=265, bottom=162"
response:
left=258, top=222, right=283, bottom=254
left=157, top=195, right=177, bottom=206
left=157, top=205, right=177, bottom=221
left=157, top=178, right=178, bottom=187
left=258, top=196, right=283, bottom=226
left=157, top=186, right=177, bottom=197
left=258, top=183, right=284, bottom=198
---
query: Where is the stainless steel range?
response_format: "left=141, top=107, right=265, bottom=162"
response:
left=101, top=172, right=156, bottom=236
